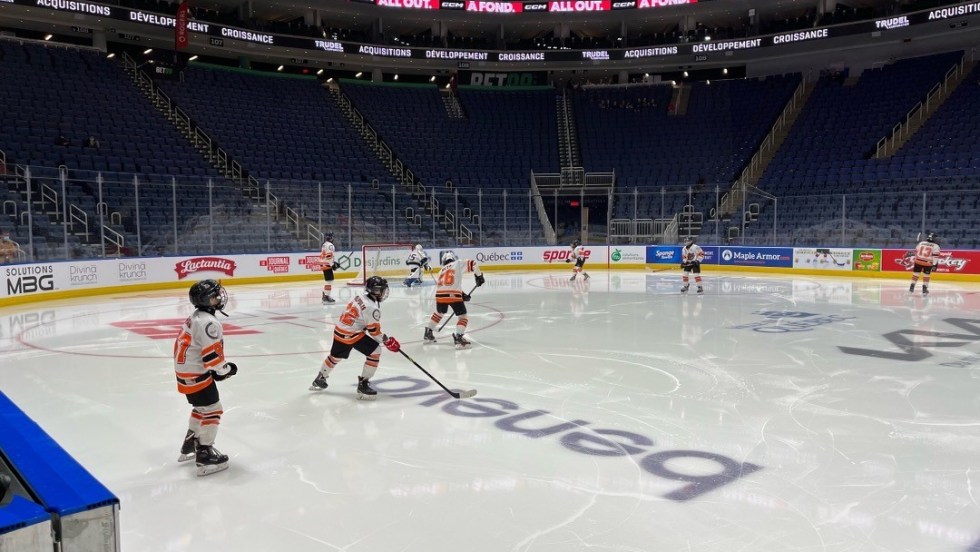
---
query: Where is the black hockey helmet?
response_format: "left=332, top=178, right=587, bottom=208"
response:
left=572, top=239, right=581, bottom=248
left=926, top=232, right=939, bottom=245
left=365, top=276, right=389, bottom=303
left=324, top=231, right=334, bottom=242
left=189, top=279, right=228, bottom=314
left=684, top=236, right=695, bottom=246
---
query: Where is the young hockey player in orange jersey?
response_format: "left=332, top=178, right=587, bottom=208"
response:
left=423, top=251, right=485, bottom=349
left=909, top=233, right=941, bottom=294
left=174, top=279, right=238, bottom=476
left=309, top=276, right=399, bottom=399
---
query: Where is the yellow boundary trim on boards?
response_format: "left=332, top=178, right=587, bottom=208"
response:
left=4, top=263, right=978, bottom=309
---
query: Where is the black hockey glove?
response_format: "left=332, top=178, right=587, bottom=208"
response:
left=331, top=262, right=340, bottom=271
left=475, top=274, right=485, bottom=287
left=212, top=362, right=238, bottom=381
left=565, top=259, right=572, bottom=263
left=680, top=262, right=689, bottom=270
left=462, top=293, right=472, bottom=302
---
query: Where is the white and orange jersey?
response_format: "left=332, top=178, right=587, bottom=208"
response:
left=682, top=244, right=704, bottom=264
left=436, top=259, right=481, bottom=304
left=319, top=240, right=335, bottom=268
left=571, top=245, right=587, bottom=262
left=333, top=292, right=383, bottom=344
left=173, top=310, right=225, bottom=395
left=913, top=240, right=940, bottom=267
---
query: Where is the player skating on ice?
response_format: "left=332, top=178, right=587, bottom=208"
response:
left=565, top=239, right=590, bottom=281
left=423, top=251, right=485, bottom=349
left=319, top=232, right=339, bottom=304
left=680, top=237, right=705, bottom=294
left=909, top=232, right=940, bottom=295
left=309, top=276, right=399, bottom=399
left=174, top=279, right=238, bottom=476
left=404, top=243, right=430, bottom=288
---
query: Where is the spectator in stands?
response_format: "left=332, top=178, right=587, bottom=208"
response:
left=55, top=134, right=70, bottom=146
left=0, top=233, right=17, bottom=264
left=84, top=135, right=100, bottom=149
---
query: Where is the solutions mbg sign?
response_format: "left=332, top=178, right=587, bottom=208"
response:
left=4, top=264, right=56, bottom=297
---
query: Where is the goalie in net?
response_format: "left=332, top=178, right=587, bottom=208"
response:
left=348, top=244, right=417, bottom=286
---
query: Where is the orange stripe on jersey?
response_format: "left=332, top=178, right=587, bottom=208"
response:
left=175, top=372, right=213, bottom=395
left=437, top=291, right=463, bottom=304
left=201, top=341, right=225, bottom=369
left=334, top=328, right=363, bottom=345
left=466, top=260, right=475, bottom=272
left=364, top=323, right=381, bottom=337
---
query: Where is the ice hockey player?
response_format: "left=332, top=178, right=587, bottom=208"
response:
left=404, top=243, right=430, bottom=288
left=310, top=276, right=399, bottom=399
left=680, top=237, right=705, bottom=294
left=423, top=251, right=485, bottom=349
left=174, top=279, right=238, bottom=476
left=565, top=239, right=590, bottom=281
left=318, top=232, right=340, bottom=304
left=909, top=232, right=941, bottom=294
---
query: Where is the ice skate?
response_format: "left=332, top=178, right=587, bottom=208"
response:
left=909, top=284, right=915, bottom=293
left=322, top=293, right=335, bottom=304
left=583, top=273, right=590, bottom=281
left=357, top=376, right=377, bottom=400
left=178, top=430, right=197, bottom=463
left=697, top=286, right=703, bottom=294
left=195, top=444, right=229, bottom=477
left=309, top=372, right=328, bottom=391
left=423, top=327, right=436, bottom=343
left=681, top=284, right=689, bottom=293
left=453, top=333, right=471, bottom=350
left=922, top=286, right=929, bottom=295
left=570, top=274, right=576, bottom=282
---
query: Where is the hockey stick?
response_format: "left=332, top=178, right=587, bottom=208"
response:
left=396, top=348, right=477, bottom=399
left=815, top=248, right=847, bottom=267
left=437, top=284, right=479, bottom=332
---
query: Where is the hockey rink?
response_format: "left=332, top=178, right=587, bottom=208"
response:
left=2, top=270, right=980, bottom=552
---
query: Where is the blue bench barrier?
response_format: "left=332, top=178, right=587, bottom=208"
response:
left=0, top=392, right=120, bottom=551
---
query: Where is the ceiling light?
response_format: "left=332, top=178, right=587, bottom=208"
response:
left=723, top=68, right=728, bottom=74
left=355, top=71, right=363, bottom=77
left=683, top=71, right=689, bottom=77
left=277, top=65, right=284, bottom=71
left=44, top=34, right=52, bottom=41
left=188, top=55, right=198, bottom=61
left=106, top=53, right=115, bottom=59
left=393, top=74, right=399, bottom=80
left=429, top=76, right=436, bottom=82
left=317, top=69, right=324, bottom=75
left=143, top=48, right=153, bottom=55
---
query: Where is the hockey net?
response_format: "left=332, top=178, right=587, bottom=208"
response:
left=347, top=243, right=415, bottom=286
